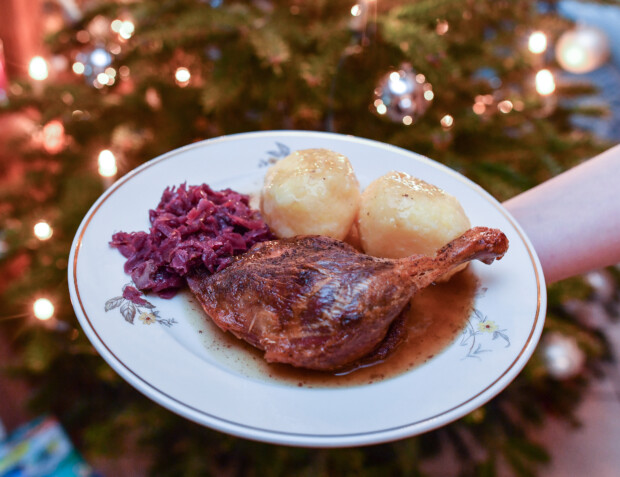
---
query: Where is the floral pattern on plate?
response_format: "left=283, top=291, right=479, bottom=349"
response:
left=257, top=142, right=291, bottom=167
left=460, top=308, right=510, bottom=360
left=104, top=283, right=178, bottom=327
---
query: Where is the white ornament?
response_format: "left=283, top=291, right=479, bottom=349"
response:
left=542, top=332, right=586, bottom=380
left=555, top=26, right=610, bottom=74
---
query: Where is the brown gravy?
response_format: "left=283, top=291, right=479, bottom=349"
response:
left=191, top=269, right=478, bottom=388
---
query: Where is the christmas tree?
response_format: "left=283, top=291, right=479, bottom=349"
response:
left=0, top=0, right=617, bottom=475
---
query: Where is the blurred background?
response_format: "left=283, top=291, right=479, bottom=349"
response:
left=0, top=0, right=619, bottom=475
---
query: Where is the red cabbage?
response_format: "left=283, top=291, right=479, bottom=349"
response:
left=110, top=183, right=274, bottom=298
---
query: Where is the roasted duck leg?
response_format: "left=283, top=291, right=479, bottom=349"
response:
left=187, top=227, right=508, bottom=371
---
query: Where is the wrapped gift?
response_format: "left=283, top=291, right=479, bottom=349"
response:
left=0, top=416, right=96, bottom=477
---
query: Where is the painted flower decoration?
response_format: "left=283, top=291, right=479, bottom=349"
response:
left=105, top=284, right=177, bottom=327
left=460, top=309, right=510, bottom=360
left=139, top=312, right=157, bottom=325
left=477, top=320, right=498, bottom=333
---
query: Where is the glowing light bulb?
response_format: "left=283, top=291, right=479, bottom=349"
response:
left=387, top=72, right=409, bottom=95
left=436, top=20, right=449, bottom=36
left=34, top=221, right=53, bottom=240
left=498, top=100, right=513, bottom=113
left=473, top=102, right=486, bottom=115
left=98, top=150, right=117, bottom=177
left=175, top=67, right=191, bottom=86
left=402, top=115, right=413, bottom=125
left=351, top=4, right=362, bottom=16
left=528, top=31, right=547, bottom=54
left=423, top=90, right=434, bottom=101
left=96, top=72, right=109, bottom=85
left=33, top=298, right=54, bottom=320
left=90, top=48, right=112, bottom=68
left=440, top=114, right=454, bottom=129
left=72, top=62, right=85, bottom=75
left=119, top=21, right=135, bottom=40
left=28, top=56, right=49, bottom=81
left=42, top=120, right=65, bottom=154
left=535, top=69, right=555, bottom=95
left=111, top=19, right=123, bottom=33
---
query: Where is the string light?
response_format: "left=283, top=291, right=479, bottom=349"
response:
left=528, top=31, right=547, bottom=54
left=118, top=66, right=130, bottom=78
left=109, top=44, right=122, bottom=55
left=473, top=102, right=486, bottom=115
left=388, top=71, right=408, bottom=95
left=98, top=150, right=117, bottom=177
left=535, top=69, right=555, bottom=95
left=175, top=67, right=191, bottom=87
left=34, top=221, right=53, bottom=240
left=349, top=0, right=375, bottom=32
left=440, top=114, right=454, bottom=129
left=42, top=119, right=65, bottom=154
left=96, top=72, right=111, bottom=86
left=497, top=100, right=513, bottom=113
left=111, top=19, right=123, bottom=33
left=72, top=61, right=85, bottom=75
left=28, top=56, right=49, bottom=81
left=90, top=48, right=112, bottom=69
left=118, top=21, right=135, bottom=40
left=33, top=298, right=54, bottom=321
left=436, top=20, right=449, bottom=36
left=76, top=30, right=90, bottom=43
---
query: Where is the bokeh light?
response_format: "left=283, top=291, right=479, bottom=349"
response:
left=33, top=298, right=54, bottom=320
left=28, top=56, right=49, bottom=81
left=98, top=150, right=118, bottom=177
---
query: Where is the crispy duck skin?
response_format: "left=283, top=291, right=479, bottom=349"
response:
left=187, top=227, right=509, bottom=371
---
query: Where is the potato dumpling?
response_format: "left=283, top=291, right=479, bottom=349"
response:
left=357, top=171, right=471, bottom=261
left=260, top=148, right=361, bottom=240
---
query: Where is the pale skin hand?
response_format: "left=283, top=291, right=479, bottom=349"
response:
left=503, top=144, right=620, bottom=284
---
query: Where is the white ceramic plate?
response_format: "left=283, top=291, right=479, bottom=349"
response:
left=68, top=131, right=545, bottom=447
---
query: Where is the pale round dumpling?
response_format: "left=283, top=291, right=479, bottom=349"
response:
left=260, top=148, right=361, bottom=240
left=357, top=171, right=471, bottom=260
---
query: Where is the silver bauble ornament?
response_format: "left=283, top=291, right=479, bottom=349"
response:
left=75, top=46, right=114, bottom=86
left=373, top=64, right=433, bottom=124
left=555, top=25, right=610, bottom=74
left=585, top=269, right=616, bottom=303
left=541, top=332, right=586, bottom=380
